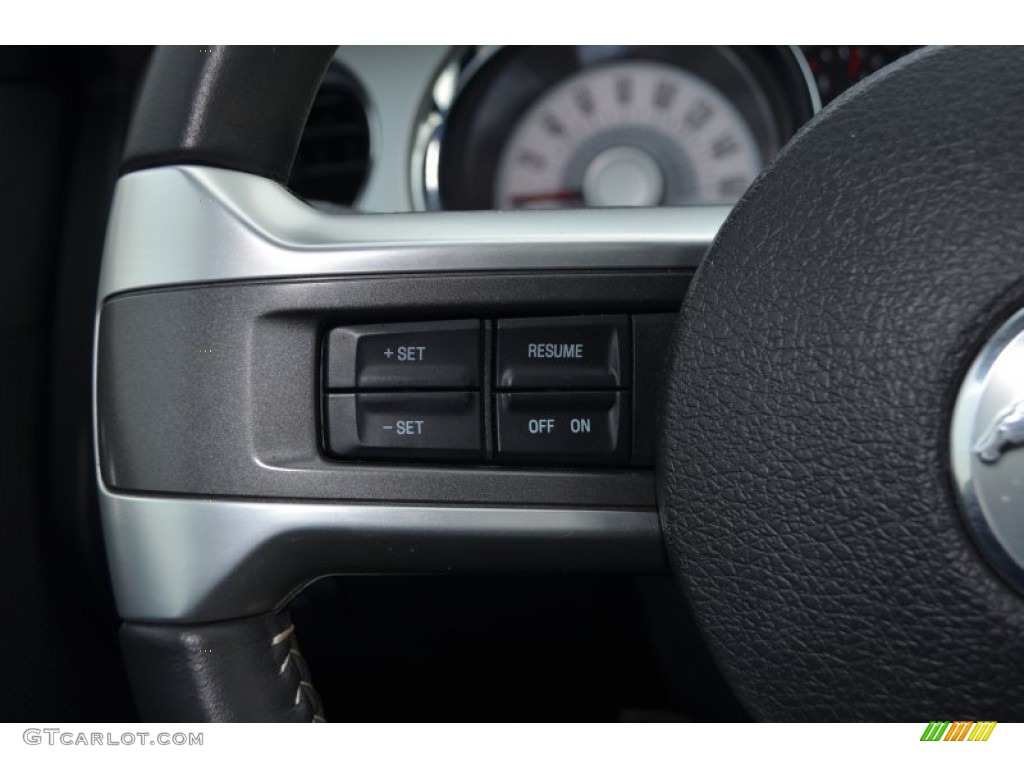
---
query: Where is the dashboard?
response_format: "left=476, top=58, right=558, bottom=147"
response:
left=300, top=46, right=917, bottom=214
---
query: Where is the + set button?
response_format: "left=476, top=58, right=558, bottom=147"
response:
left=325, top=319, right=480, bottom=390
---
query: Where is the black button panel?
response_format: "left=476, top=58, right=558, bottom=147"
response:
left=326, top=392, right=482, bottom=460
left=321, top=314, right=671, bottom=467
left=496, top=315, right=629, bottom=390
left=495, top=392, right=628, bottom=465
left=325, top=319, right=480, bottom=390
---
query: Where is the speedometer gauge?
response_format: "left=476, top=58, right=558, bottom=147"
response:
left=430, top=47, right=819, bottom=211
left=495, top=62, right=763, bottom=209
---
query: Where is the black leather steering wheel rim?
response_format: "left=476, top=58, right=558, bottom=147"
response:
left=122, top=46, right=336, bottom=183
left=660, top=45, right=1024, bottom=720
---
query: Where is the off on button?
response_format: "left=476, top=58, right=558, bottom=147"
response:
left=495, top=391, right=629, bottom=466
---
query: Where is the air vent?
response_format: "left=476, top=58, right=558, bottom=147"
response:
left=290, top=66, right=371, bottom=208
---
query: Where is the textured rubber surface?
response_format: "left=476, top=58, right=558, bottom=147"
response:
left=122, top=46, right=335, bottom=183
left=659, top=46, right=1024, bottom=720
left=121, top=612, right=325, bottom=722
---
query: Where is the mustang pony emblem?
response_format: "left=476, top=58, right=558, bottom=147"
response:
left=975, top=400, right=1024, bottom=463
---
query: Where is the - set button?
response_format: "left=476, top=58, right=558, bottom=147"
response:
left=325, top=319, right=480, bottom=390
left=496, top=315, right=630, bottom=390
left=495, top=391, right=629, bottom=465
left=326, top=392, right=482, bottom=461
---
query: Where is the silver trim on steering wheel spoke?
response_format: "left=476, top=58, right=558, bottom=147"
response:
left=99, top=165, right=728, bottom=300
left=96, top=164, right=724, bottom=624
left=101, top=492, right=665, bottom=622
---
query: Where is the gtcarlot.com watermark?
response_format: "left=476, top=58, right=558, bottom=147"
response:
left=23, top=729, right=203, bottom=746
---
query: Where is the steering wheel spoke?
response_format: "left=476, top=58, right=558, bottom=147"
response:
left=98, top=151, right=726, bottom=655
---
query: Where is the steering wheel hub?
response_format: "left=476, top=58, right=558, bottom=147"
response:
left=659, top=46, right=1024, bottom=721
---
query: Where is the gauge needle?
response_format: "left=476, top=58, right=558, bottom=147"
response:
left=510, top=189, right=583, bottom=207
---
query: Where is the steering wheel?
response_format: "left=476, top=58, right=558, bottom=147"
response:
left=97, top=45, right=1024, bottom=721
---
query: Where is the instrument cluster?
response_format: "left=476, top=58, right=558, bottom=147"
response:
left=419, top=46, right=917, bottom=211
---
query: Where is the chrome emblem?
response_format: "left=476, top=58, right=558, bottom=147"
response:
left=974, top=400, right=1024, bottom=463
left=951, top=307, right=1024, bottom=594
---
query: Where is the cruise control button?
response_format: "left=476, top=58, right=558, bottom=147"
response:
left=496, top=315, right=629, bottom=390
left=495, top=392, right=629, bottom=465
left=326, top=319, right=480, bottom=390
left=326, top=392, right=482, bottom=461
